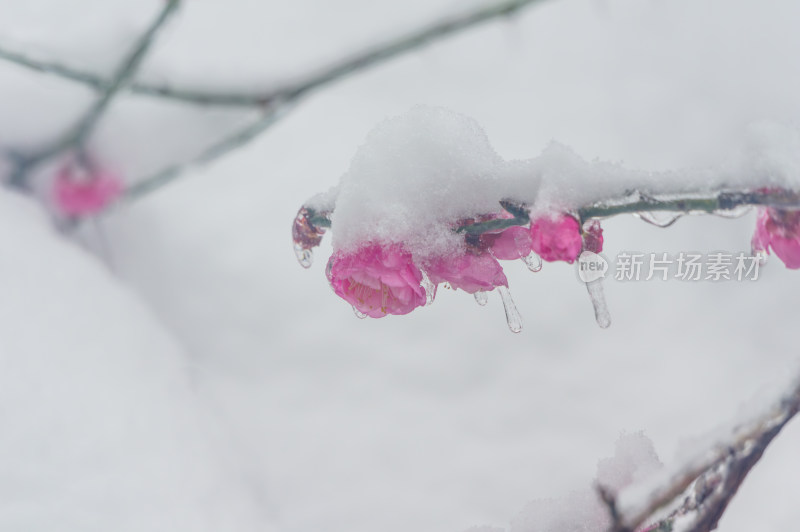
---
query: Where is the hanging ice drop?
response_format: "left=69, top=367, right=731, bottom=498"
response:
left=421, top=271, right=436, bottom=305
left=522, top=251, right=542, bottom=272
left=633, top=211, right=683, bottom=228
left=585, top=279, right=611, bottom=328
left=352, top=306, right=368, bottom=319
left=293, top=242, right=314, bottom=268
left=497, top=286, right=522, bottom=333
left=474, top=291, right=488, bottom=306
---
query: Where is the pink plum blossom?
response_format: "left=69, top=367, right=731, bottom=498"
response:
left=481, top=225, right=533, bottom=260
left=53, top=166, right=123, bottom=216
left=326, top=244, right=427, bottom=318
left=529, top=214, right=584, bottom=263
left=582, top=219, right=604, bottom=254
left=752, top=207, right=800, bottom=269
left=425, top=251, right=508, bottom=294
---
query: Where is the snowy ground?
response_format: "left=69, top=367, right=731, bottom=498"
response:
left=1, top=0, right=799, bottom=531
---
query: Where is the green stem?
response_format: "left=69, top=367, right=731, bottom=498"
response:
left=577, top=189, right=800, bottom=221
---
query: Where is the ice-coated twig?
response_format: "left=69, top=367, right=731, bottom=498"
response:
left=0, top=0, right=545, bottom=108
left=7, top=0, right=181, bottom=187
left=598, top=374, right=800, bottom=532
left=578, top=188, right=800, bottom=220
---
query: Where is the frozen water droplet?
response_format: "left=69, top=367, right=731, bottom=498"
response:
left=522, top=251, right=542, bottom=272
left=754, top=249, right=769, bottom=265
left=421, top=271, right=436, bottom=305
left=634, top=211, right=683, bottom=228
left=497, top=286, right=522, bottom=333
left=714, top=205, right=752, bottom=219
left=294, top=242, right=313, bottom=268
left=474, top=291, right=488, bottom=306
left=352, top=306, right=367, bottom=319
left=585, top=279, right=611, bottom=328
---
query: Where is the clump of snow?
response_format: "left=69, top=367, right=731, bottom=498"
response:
left=509, top=432, right=662, bottom=532
left=331, top=105, right=528, bottom=259
left=332, top=106, right=516, bottom=255
left=327, top=107, right=800, bottom=260
left=738, top=121, right=800, bottom=188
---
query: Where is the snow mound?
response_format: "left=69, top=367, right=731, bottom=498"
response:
left=0, top=190, right=264, bottom=532
left=510, top=432, right=662, bottom=532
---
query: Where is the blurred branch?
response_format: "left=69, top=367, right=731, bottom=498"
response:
left=7, top=0, right=181, bottom=188
left=0, top=0, right=544, bottom=108
left=121, top=101, right=293, bottom=203
left=599, top=373, right=800, bottom=532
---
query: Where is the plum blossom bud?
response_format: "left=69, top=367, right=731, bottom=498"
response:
left=529, top=213, right=583, bottom=263
left=52, top=164, right=123, bottom=216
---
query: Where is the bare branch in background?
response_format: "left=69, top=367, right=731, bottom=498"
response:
left=6, top=0, right=181, bottom=188
left=121, top=101, right=294, bottom=203
left=599, top=373, right=800, bottom=532
left=0, top=0, right=544, bottom=108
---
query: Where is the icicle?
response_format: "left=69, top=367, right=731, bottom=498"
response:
left=522, top=251, right=543, bottom=272
left=633, top=211, right=683, bottom=228
left=474, top=291, right=488, bottom=306
left=585, top=279, right=611, bottom=329
left=421, top=271, right=436, bottom=305
left=497, top=286, right=522, bottom=333
left=352, top=306, right=367, bottom=319
left=294, top=242, right=314, bottom=268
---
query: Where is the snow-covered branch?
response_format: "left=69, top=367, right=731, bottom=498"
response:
left=292, top=107, right=800, bottom=332
left=599, top=373, right=800, bottom=532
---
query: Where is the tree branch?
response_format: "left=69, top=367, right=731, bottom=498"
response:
left=7, top=0, right=180, bottom=187
left=0, top=0, right=545, bottom=108
left=121, top=101, right=293, bottom=203
left=600, top=374, right=800, bottom=532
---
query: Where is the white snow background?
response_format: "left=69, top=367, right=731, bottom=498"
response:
left=0, top=0, right=799, bottom=531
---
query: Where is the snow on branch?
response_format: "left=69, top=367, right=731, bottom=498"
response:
left=292, top=107, right=800, bottom=332
left=599, top=372, right=800, bottom=532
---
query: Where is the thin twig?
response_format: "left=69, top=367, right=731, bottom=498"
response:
left=33, top=0, right=179, bottom=161
left=121, top=101, right=293, bottom=204
left=119, top=0, right=547, bottom=204
left=0, top=0, right=544, bottom=108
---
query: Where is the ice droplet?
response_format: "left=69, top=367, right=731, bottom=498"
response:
left=634, top=211, right=683, bottom=228
left=497, top=286, right=522, bottom=333
left=754, top=249, right=769, bottom=265
left=522, top=251, right=542, bottom=272
left=585, top=279, right=611, bottom=328
left=714, top=205, right=752, bottom=219
left=421, top=271, right=436, bottom=305
left=294, top=242, right=313, bottom=268
left=352, top=306, right=367, bottom=319
left=474, top=291, right=488, bottom=306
